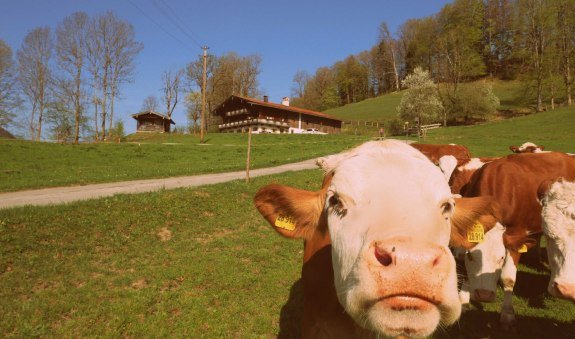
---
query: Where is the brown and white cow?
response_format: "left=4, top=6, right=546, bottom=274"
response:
left=509, top=142, right=547, bottom=153
left=410, top=143, right=472, bottom=166
left=539, top=179, right=575, bottom=301
left=455, top=152, right=575, bottom=329
left=254, top=140, right=488, bottom=338
left=439, top=156, right=499, bottom=195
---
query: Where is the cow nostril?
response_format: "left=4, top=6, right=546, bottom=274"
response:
left=375, top=247, right=394, bottom=266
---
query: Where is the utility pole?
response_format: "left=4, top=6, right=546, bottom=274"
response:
left=200, top=46, right=209, bottom=143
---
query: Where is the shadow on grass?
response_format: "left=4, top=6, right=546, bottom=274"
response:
left=276, top=276, right=574, bottom=339
left=278, top=279, right=303, bottom=339
left=436, top=308, right=575, bottom=339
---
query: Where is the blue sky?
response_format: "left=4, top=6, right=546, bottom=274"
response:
left=0, top=0, right=451, bottom=134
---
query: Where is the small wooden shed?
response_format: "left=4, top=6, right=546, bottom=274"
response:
left=131, top=111, right=175, bottom=133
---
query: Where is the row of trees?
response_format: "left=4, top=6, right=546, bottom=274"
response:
left=0, top=11, right=143, bottom=142
left=292, top=0, right=575, bottom=116
left=137, top=51, right=263, bottom=135
left=184, top=52, right=262, bottom=132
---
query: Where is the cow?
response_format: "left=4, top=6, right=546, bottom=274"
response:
left=410, top=143, right=472, bottom=166
left=509, top=142, right=546, bottom=153
left=510, top=142, right=575, bottom=156
left=454, top=152, right=575, bottom=329
left=539, top=179, right=575, bottom=301
left=439, top=156, right=499, bottom=195
left=254, top=140, right=494, bottom=338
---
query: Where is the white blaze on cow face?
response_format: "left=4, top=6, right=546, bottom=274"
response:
left=464, top=223, right=507, bottom=302
left=321, top=140, right=461, bottom=337
left=541, top=180, right=575, bottom=301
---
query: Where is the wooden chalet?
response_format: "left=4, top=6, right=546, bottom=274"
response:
left=131, top=111, right=175, bottom=133
left=212, top=95, right=342, bottom=134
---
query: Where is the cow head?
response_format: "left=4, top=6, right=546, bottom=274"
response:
left=540, top=179, right=575, bottom=301
left=462, top=223, right=507, bottom=302
left=255, top=140, right=462, bottom=338
left=510, top=142, right=545, bottom=153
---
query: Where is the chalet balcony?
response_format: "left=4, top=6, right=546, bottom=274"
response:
left=218, top=118, right=289, bottom=129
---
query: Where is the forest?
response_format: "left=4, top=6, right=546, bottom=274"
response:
left=290, top=0, right=575, bottom=118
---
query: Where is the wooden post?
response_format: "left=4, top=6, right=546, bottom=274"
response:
left=246, top=127, right=252, bottom=183
left=200, top=46, right=209, bottom=144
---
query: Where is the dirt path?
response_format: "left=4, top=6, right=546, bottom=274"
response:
left=0, top=159, right=318, bottom=210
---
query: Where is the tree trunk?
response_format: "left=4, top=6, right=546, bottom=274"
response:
left=74, top=68, right=81, bottom=144
left=94, top=99, right=99, bottom=142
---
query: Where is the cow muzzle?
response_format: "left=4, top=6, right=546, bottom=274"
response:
left=352, top=237, right=460, bottom=337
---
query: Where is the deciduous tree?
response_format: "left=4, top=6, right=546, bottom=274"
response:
left=0, top=40, right=20, bottom=129
left=56, top=11, right=88, bottom=144
left=17, top=27, right=54, bottom=140
left=397, top=67, right=443, bottom=135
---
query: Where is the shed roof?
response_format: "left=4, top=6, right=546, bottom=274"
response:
left=213, top=95, right=342, bottom=122
left=131, top=111, right=175, bottom=124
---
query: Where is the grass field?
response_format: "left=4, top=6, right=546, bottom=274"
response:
left=0, top=133, right=370, bottom=192
left=424, top=105, right=575, bottom=156
left=1, top=169, right=575, bottom=338
left=323, top=79, right=545, bottom=123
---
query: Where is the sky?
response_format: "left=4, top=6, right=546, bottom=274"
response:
left=0, top=0, right=452, bottom=135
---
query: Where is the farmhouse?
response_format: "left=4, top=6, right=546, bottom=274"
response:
left=213, top=95, right=342, bottom=134
left=131, top=111, right=175, bottom=133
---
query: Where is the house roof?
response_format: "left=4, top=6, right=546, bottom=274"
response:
left=131, top=111, right=175, bottom=124
left=213, top=95, right=342, bottom=122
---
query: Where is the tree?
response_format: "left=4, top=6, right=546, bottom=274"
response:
left=186, top=51, right=261, bottom=129
left=0, top=40, right=20, bottom=129
left=397, top=67, right=444, bottom=135
left=87, top=11, right=142, bottom=141
left=444, top=82, right=500, bottom=123
left=185, top=91, right=201, bottom=134
left=378, top=22, right=401, bottom=92
left=553, top=0, right=575, bottom=106
left=17, top=27, right=53, bottom=140
left=56, top=12, right=88, bottom=144
left=141, top=95, right=159, bottom=111
left=514, top=0, right=555, bottom=112
left=435, top=0, right=487, bottom=124
left=291, top=70, right=310, bottom=99
left=162, top=69, right=183, bottom=119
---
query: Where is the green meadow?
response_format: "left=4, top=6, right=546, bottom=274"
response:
left=1, top=91, right=575, bottom=337
left=0, top=134, right=370, bottom=192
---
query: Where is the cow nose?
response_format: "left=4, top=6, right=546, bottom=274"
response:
left=473, top=289, right=496, bottom=302
left=373, top=239, right=447, bottom=270
left=551, top=282, right=575, bottom=301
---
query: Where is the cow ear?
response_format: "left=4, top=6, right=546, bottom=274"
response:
left=254, top=184, right=326, bottom=240
left=503, top=233, right=537, bottom=253
left=537, top=179, right=555, bottom=203
left=450, top=196, right=501, bottom=248
left=509, top=146, right=519, bottom=153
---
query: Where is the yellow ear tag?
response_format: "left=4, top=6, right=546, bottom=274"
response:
left=275, top=215, right=296, bottom=231
left=518, top=244, right=528, bottom=253
left=467, top=222, right=485, bottom=243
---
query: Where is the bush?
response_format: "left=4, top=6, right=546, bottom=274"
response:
left=445, top=82, right=500, bottom=123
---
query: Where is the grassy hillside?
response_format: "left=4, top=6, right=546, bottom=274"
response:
left=1, top=169, right=574, bottom=338
left=424, top=105, right=575, bottom=156
left=0, top=134, right=370, bottom=192
left=323, top=79, right=533, bottom=123
left=323, top=91, right=403, bottom=121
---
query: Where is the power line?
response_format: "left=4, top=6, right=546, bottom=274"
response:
left=126, top=0, right=196, bottom=51
left=157, top=0, right=205, bottom=48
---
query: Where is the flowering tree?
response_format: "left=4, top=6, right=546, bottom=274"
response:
left=396, top=67, right=443, bottom=135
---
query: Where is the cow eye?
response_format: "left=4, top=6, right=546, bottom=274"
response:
left=328, top=194, right=347, bottom=217
left=441, top=200, right=454, bottom=219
